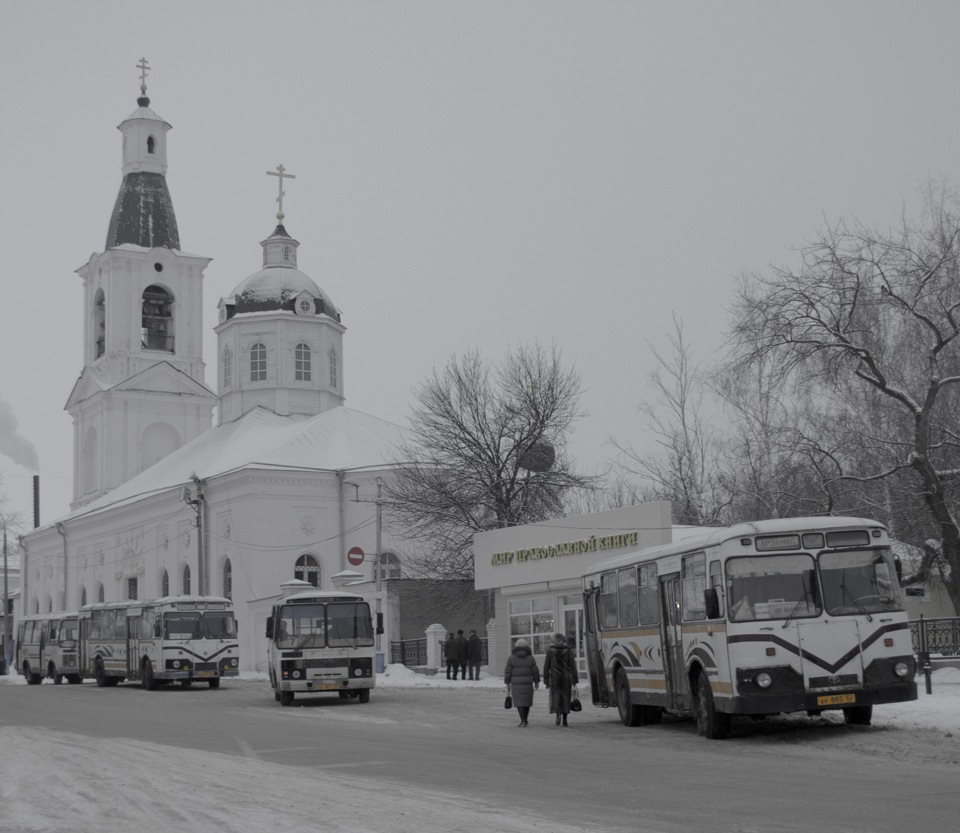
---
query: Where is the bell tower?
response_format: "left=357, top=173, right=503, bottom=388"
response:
left=66, top=60, right=215, bottom=509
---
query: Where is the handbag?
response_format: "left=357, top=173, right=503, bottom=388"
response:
left=570, top=685, right=582, bottom=712
left=504, top=685, right=513, bottom=709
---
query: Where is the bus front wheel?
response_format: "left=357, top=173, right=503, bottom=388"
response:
left=49, top=662, right=63, bottom=685
left=843, top=705, right=873, bottom=726
left=616, top=669, right=643, bottom=727
left=695, top=673, right=731, bottom=739
left=280, top=691, right=295, bottom=707
left=358, top=688, right=371, bottom=704
left=23, top=662, right=41, bottom=686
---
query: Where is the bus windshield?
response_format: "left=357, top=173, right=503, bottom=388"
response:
left=203, top=610, right=238, bottom=639
left=163, top=612, right=202, bottom=640
left=275, top=602, right=374, bottom=649
left=727, top=554, right=819, bottom=622
left=59, top=619, right=79, bottom=647
left=819, top=548, right=904, bottom=615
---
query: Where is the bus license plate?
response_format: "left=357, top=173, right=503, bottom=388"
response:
left=196, top=671, right=214, bottom=678
left=313, top=683, right=338, bottom=691
left=817, top=693, right=856, bottom=706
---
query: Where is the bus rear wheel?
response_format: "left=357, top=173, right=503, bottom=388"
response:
left=23, top=662, right=41, bottom=686
left=94, top=659, right=108, bottom=687
left=280, top=691, right=295, bottom=707
left=616, top=669, right=643, bottom=727
left=695, top=673, right=731, bottom=739
left=142, top=659, right=157, bottom=691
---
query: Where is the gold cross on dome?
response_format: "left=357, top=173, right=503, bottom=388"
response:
left=136, top=57, right=151, bottom=95
left=266, top=164, right=296, bottom=222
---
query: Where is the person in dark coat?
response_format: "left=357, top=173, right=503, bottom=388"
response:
left=466, top=629, right=483, bottom=680
left=455, top=629, right=469, bottom=680
left=444, top=632, right=460, bottom=680
left=543, top=632, right=578, bottom=726
left=503, top=638, right=540, bottom=727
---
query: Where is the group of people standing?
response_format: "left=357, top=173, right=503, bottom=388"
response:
left=504, top=633, right=579, bottom=727
left=444, top=629, right=484, bottom=680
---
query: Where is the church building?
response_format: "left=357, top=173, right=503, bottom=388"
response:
left=19, top=68, right=411, bottom=671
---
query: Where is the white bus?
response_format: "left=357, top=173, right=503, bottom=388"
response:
left=582, top=517, right=918, bottom=739
left=79, top=596, right=239, bottom=689
left=15, top=612, right=84, bottom=685
left=265, top=583, right=380, bottom=706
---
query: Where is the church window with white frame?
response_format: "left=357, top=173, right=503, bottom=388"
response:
left=295, top=343, right=312, bottom=381
left=160, top=569, right=169, bottom=597
left=294, top=554, right=321, bottom=588
left=182, top=564, right=191, bottom=595
left=222, top=557, right=233, bottom=600
left=250, top=343, right=267, bottom=382
left=222, top=347, right=233, bottom=390
left=329, top=348, right=338, bottom=389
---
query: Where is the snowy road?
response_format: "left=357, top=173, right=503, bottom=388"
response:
left=1, top=667, right=958, bottom=833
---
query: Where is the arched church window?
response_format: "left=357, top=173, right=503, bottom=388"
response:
left=45, top=594, right=53, bottom=614
left=250, top=343, right=267, bottom=382
left=79, top=586, right=87, bottom=608
left=94, top=289, right=106, bottom=358
left=182, top=564, right=191, bottom=595
left=222, top=557, right=233, bottom=600
left=329, top=348, right=338, bottom=389
left=295, top=343, right=312, bottom=381
left=161, top=569, right=169, bottom=597
left=283, top=246, right=291, bottom=262
left=147, top=135, right=155, bottom=154
left=294, top=554, right=321, bottom=588
left=31, top=596, right=39, bottom=614
left=141, top=285, right=174, bottom=353
left=97, top=583, right=105, bottom=603
left=223, top=347, right=233, bottom=390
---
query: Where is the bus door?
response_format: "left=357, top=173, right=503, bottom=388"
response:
left=127, top=613, right=140, bottom=677
left=583, top=586, right=611, bottom=706
left=660, top=573, right=691, bottom=711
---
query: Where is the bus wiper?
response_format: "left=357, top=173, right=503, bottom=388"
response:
left=781, top=589, right=810, bottom=629
left=840, top=582, right=873, bottom=622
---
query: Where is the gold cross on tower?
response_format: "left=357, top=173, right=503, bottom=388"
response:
left=136, top=57, right=151, bottom=96
left=266, top=164, right=296, bottom=222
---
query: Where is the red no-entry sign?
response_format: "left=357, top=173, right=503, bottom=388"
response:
left=347, top=546, right=364, bottom=566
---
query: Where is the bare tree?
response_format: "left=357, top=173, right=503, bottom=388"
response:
left=613, top=316, right=731, bottom=525
left=730, top=183, right=960, bottom=610
left=387, top=342, right=591, bottom=581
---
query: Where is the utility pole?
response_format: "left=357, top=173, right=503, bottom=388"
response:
left=2, top=526, right=8, bottom=675
left=375, top=478, right=383, bottom=661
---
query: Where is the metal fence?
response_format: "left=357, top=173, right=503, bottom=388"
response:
left=389, top=637, right=489, bottom=667
left=910, top=617, right=960, bottom=657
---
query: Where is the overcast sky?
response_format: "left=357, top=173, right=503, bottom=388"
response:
left=2, top=2, right=960, bottom=526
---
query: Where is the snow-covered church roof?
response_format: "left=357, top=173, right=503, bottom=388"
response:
left=64, top=406, right=412, bottom=520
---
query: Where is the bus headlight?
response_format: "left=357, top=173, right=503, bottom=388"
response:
left=292, top=670, right=302, bottom=679
left=172, top=660, right=181, bottom=669
left=894, top=662, right=910, bottom=678
left=352, top=666, right=364, bottom=677
left=755, top=672, right=773, bottom=689
left=230, top=658, right=238, bottom=668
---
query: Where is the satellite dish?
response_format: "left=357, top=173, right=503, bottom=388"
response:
left=519, top=441, right=556, bottom=473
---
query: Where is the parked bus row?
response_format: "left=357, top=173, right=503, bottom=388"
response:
left=582, top=516, right=919, bottom=738
left=12, top=583, right=382, bottom=707
left=16, top=596, right=239, bottom=689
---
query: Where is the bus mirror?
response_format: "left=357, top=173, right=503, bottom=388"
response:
left=704, top=588, right=720, bottom=620
left=376, top=612, right=384, bottom=635
left=265, top=616, right=274, bottom=639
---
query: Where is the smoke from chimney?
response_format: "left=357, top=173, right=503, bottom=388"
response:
left=0, top=397, right=39, bottom=472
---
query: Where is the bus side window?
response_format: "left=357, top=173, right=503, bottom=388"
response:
left=707, top=560, right=724, bottom=619
left=600, top=572, right=619, bottom=629
left=639, top=563, right=659, bottom=624
left=681, top=552, right=707, bottom=621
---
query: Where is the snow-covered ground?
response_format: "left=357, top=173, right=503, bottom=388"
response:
left=1, top=666, right=958, bottom=833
